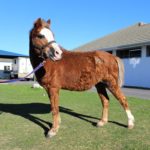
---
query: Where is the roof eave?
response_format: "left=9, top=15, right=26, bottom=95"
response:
left=100, top=41, right=150, bottom=51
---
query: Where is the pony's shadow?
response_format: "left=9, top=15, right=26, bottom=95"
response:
left=0, top=102, right=127, bottom=137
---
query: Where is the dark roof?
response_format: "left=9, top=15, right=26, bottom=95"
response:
left=73, top=22, right=150, bottom=51
left=0, top=50, right=28, bottom=58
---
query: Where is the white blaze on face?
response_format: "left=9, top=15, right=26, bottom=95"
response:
left=40, top=28, right=54, bottom=42
left=40, top=27, right=63, bottom=61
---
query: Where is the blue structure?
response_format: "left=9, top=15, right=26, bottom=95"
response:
left=0, top=50, right=27, bottom=58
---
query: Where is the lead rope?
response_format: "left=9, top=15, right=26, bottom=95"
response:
left=0, top=61, right=45, bottom=83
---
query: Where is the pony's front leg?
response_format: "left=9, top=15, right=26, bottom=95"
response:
left=47, top=88, right=60, bottom=138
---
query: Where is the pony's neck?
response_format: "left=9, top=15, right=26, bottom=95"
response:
left=29, top=44, right=43, bottom=69
left=29, top=36, right=45, bottom=68
left=30, top=52, right=43, bottom=68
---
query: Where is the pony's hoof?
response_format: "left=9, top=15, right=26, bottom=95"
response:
left=128, top=118, right=135, bottom=129
left=128, top=124, right=134, bottom=129
left=96, top=120, right=107, bottom=127
left=46, top=130, right=56, bottom=138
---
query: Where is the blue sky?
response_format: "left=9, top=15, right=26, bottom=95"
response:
left=0, top=0, right=150, bottom=55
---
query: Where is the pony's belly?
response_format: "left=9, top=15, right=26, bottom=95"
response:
left=62, top=84, right=93, bottom=91
left=61, top=68, right=98, bottom=91
left=62, top=77, right=95, bottom=91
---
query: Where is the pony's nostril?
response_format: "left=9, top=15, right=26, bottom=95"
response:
left=55, top=51, right=59, bottom=55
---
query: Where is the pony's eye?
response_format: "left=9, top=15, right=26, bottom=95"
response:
left=37, top=34, right=45, bottom=39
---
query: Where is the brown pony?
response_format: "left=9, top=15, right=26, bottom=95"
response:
left=29, top=18, right=135, bottom=138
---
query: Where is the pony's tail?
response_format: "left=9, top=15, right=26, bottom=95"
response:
left=115, top=57, right=125, bottom=87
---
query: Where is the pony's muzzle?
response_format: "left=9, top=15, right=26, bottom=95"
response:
left=54, top=49, right=62, bottom=60
left=46, top=46, right=62, bottom=61
left=50, top=43, right=63, bottom=61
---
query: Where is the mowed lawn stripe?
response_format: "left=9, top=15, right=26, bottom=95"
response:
left=0, top=84, right=149, bottom=150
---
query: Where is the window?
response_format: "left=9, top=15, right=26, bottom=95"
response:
left=146, top=46, right=150, bottom=57
left=4, top=66, right=10, bottom=73
left=116, top=49, right=129, bottom=58
left=129, top=49, right=141, bottom=58
left=116, top=47, right=141, bottom=58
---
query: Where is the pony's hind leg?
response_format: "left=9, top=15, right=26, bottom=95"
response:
left=95, top=82, right=110, bottom=127
left=108, top=84, right=135, bottom=129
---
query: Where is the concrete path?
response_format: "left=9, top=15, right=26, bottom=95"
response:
left=121, top=87, right=150, bottom=100
left=91, top=87, right=150, bottom=100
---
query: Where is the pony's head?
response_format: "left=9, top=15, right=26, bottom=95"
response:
left=30, top=18, right=62, bottom=61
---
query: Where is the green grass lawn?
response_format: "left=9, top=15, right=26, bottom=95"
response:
left=0, top=84, right=149, bottom=150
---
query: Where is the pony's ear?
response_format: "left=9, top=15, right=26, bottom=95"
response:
left=34, top=18, right=42, bottom=28
left=47, top=19, right=51, bottom=26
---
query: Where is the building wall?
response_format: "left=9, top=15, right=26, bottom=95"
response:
left=0, top=58, right=13, bottom=79
left=123, top=57, right=150, bottom=88
left=18, top=57, right=33, bottom=74
left=116, top=45, right=150, bottom=88
left=0, top=57, right=33, bottom=79
left=17, top=57, right=33, bottom=78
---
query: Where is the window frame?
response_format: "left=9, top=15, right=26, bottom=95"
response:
left=4, top=66, right=11, bottom=73
left=116, top=47, right=141, bottom=59
left=146, top=46, right=150, bottom=57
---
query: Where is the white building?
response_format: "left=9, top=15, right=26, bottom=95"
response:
left=73, top=22, right=150, bottom=88
left=0, top=50, right=32, bottom=79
